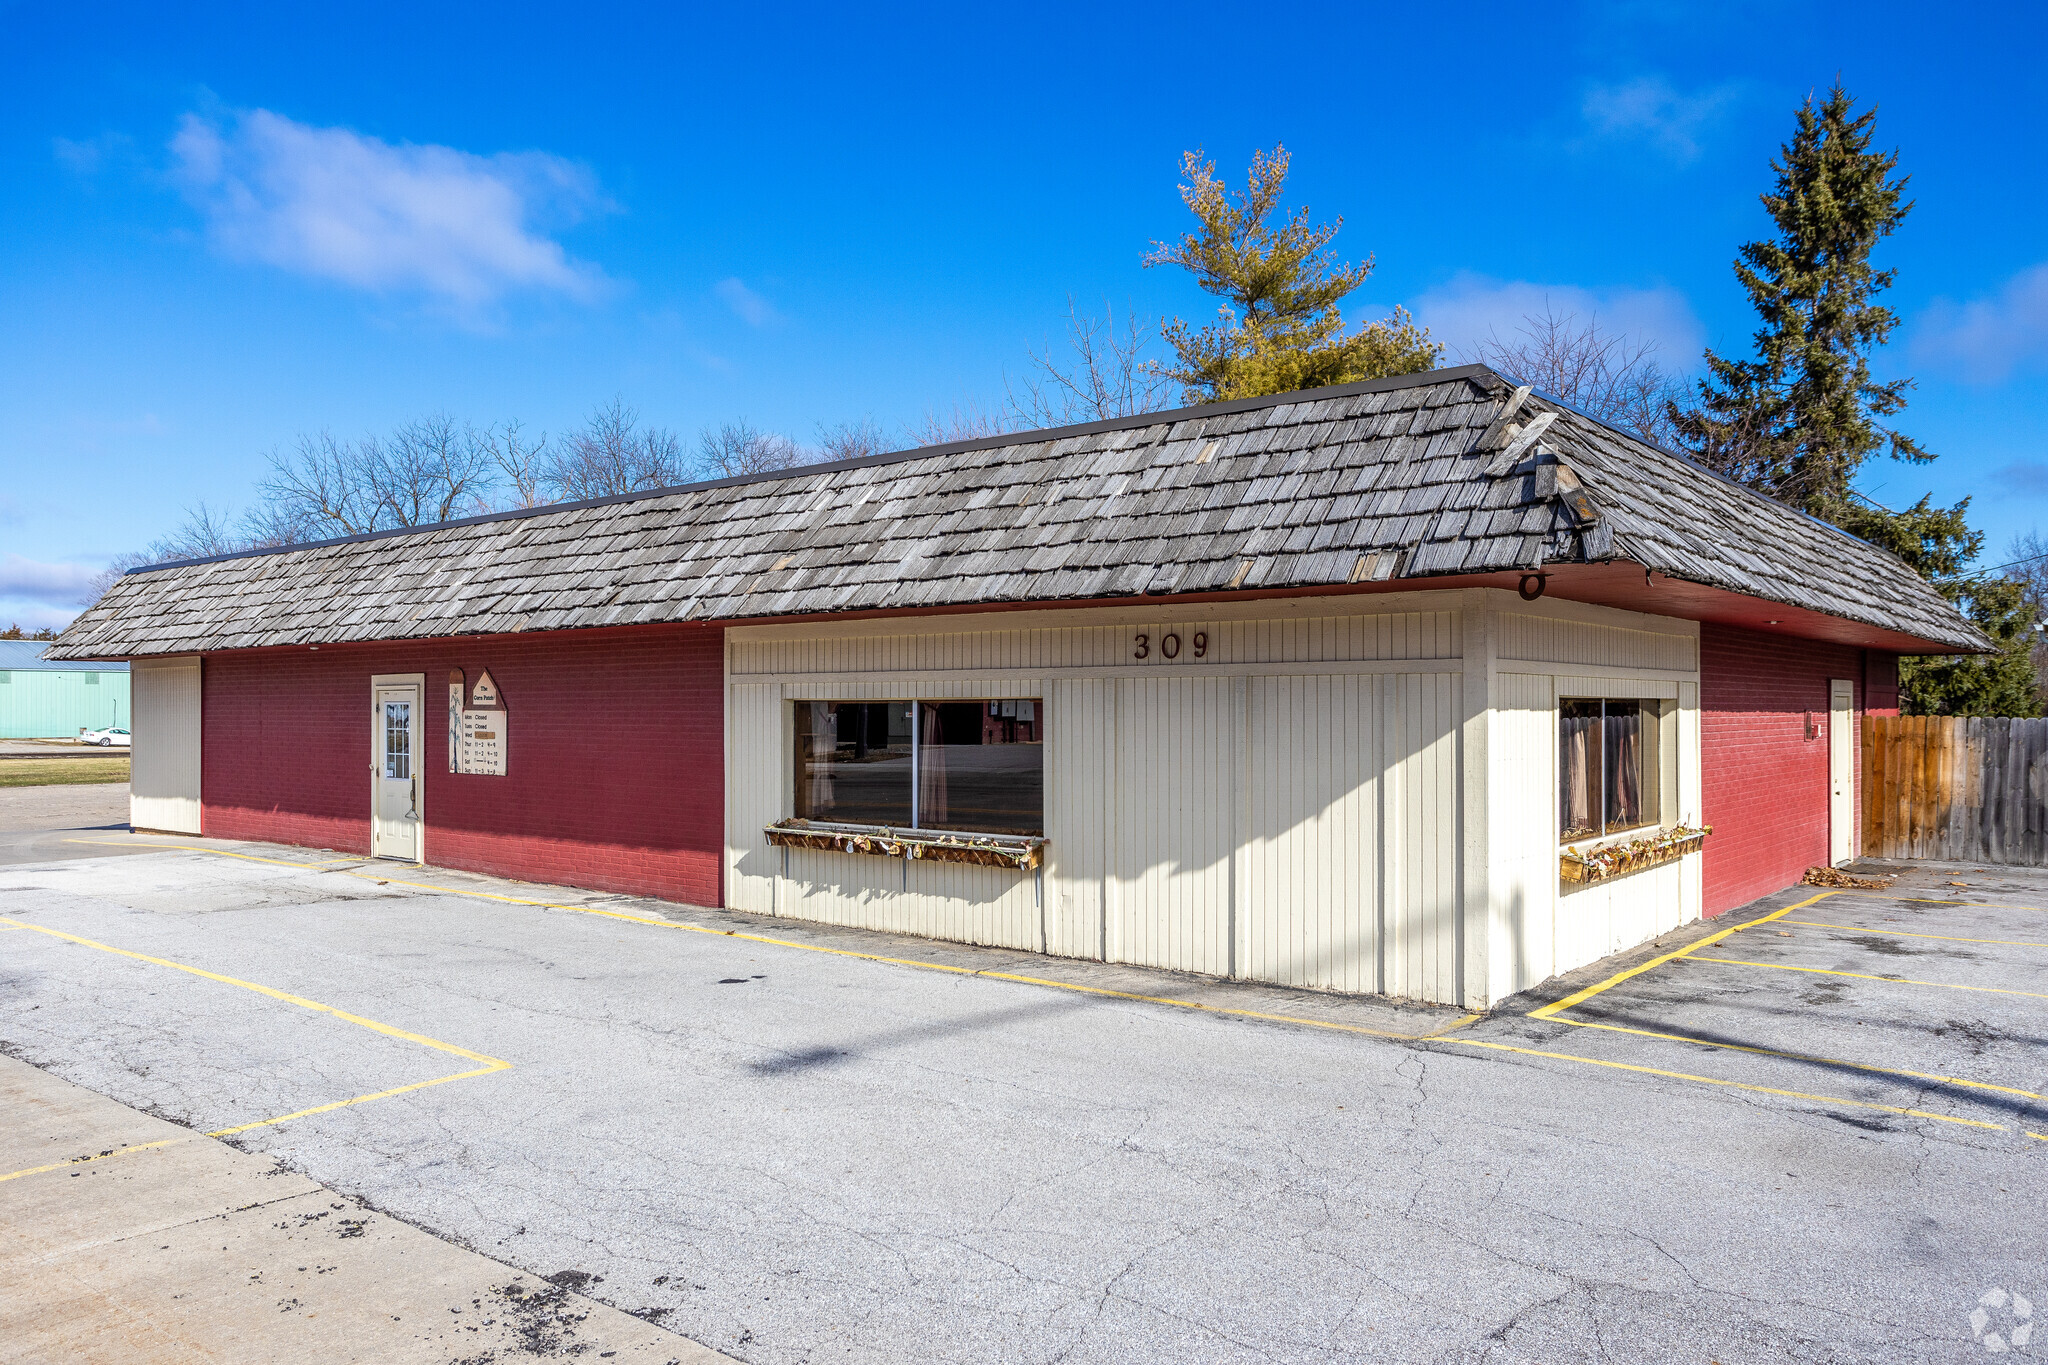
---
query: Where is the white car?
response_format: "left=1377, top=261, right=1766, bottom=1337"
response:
left=80, top=727, right=130, bottom=748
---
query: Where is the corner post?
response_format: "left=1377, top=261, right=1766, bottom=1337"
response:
left=1459, top=588, right=1497, bottom=1010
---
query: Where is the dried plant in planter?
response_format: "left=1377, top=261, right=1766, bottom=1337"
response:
left=1560, top=824, right=1712, bottom=884
left=764, top=818, right=1045, bottom=870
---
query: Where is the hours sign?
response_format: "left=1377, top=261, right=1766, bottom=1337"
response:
left=459, top=709, right=507, bottom=776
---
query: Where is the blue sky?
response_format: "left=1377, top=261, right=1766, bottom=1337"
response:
left=4, top=0, right=2046, bottom=629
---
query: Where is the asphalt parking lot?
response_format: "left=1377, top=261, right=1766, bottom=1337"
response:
left=2, top=833, right=2044, bottom=1364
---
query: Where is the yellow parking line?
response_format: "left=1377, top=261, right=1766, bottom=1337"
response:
left=60, top=840, right=361, bottom=870
left=1848, top=893, right=2046, bottom=913
left=60, top=840, right=1480, bottom=1043
left=0, top=915, right=511, bottom=1174
left=0, top=1137, right=189, bottom=1185
left=1556, top=1018, right=2045, bottom=1101
left=1530, top=892, right=1833, bottom=1020
left=1442, top=1037, right=2005, bottom=1131
left=1, top=916, right=510, bottom=1067
left=205, top=1064, right=508, bottom=1137
left=1780, top=919, right=2048, bottom=948
left=1684, top=955, right=2048, bottom=1000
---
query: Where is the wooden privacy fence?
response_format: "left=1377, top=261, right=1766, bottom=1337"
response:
left=1864, top=716, right=2048, bottom=865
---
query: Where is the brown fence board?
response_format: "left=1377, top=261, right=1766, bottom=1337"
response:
left=1863, top=715, right=2048, bottom=866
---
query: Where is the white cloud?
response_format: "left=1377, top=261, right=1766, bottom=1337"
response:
left=1410, top=273, right=1706, bottom=369
left=1995, top=460, right=2048, bottom=496
left=53, top=131, right=131, bottom=175
left=714, top=277, right=778, bottom=327
left=1913, top=263, right=2048, bottom=383
left=169, top=108, right=608, bottom=317
left=0, top=554, right=101, bottom=606
left=1580, top=76, right=1738, bottom=164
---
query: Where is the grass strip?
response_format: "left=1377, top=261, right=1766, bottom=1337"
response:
left=0, top=757, right=129, bottom=787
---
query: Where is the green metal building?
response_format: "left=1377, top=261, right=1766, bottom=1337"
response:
left=0, top=640, right=129, bottom=738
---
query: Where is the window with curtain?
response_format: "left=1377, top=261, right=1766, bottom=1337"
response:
left=793, top=702, right=914, bottom=826
left=1559, top=698, right=1658, bottom=842
left=792, top=699, right=1044, bottom=834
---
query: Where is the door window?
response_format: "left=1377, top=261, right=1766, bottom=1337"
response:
left=384, top=700, right=412, bottom=780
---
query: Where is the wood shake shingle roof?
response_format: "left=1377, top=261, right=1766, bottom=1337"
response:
left=49, top=364, right=1988, bottom=658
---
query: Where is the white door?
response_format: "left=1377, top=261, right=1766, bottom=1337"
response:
left=1829, top=678, right=1855, bottom=865
left=373, top=683, right=422, bottom=861
left=131, top=656, right=202, bottom=835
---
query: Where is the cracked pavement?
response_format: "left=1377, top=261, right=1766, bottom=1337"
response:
left=0, top=829, right=2043, bottom=1364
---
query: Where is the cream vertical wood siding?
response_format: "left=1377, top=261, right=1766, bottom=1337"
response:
left=131, top=656, right=201, bottom=834
left=724, top=590, right=1702, bottom=1007
left=1243, top=674, right=1381, bottom=995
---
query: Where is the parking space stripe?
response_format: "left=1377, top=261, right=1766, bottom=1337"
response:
left=0, top=1137, right=190, bottom=1185
left=1851, top=894, right=2047, bottom=913
left=0, top=915, right=512, bottom=1067
left=1683, top=955, right=2048, bottom=1000
left=56, top=839, right=1483, bottom=1042
left=1554, top=1018, right=2046, bottom=1101
left=0, top=913, right=512, bottom=1170
left=206, top=1064, right=511, bottom=1137
left=1529, top=892, right=1829, bottom=1020
left=1780, top=919, right=2048, bottom=948
left=1440, top=1037, right=2007, bottom=1131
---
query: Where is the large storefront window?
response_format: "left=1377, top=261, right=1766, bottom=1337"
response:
left=793, top=699, right=1044, bottom=835
left=794, top=702, right=914, bottom=826
left=1560, top=699, right=1659, bottom=842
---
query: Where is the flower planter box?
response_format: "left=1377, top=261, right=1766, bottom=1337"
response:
left=1560, top=825, right=1710, bottom=885
left=765, top=818, right=1045, bottom=871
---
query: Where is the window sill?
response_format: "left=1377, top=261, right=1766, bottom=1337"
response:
left=1559, top=819, right=1661, bottom=854
left=766, top=819, right=1045, bottom=871
left=1559, top=824, right=1711, bottom=885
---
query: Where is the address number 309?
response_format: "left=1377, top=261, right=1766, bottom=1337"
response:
left=1132, top=631, right=1209, bottom=661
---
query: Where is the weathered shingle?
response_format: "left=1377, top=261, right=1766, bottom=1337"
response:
left=48, top=364, right=1988, bottom=659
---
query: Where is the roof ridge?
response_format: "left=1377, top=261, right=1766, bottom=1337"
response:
left=121, top=364, right=1506, bottom=576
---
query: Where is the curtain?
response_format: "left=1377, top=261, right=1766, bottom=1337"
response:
left=807, top=702, right=836, bottom=813
left=918, top=702, right=948, bottom=827
left=1606, top=705, right=1642, bottom=828
left=1560, top=715, right=1593, bottom=837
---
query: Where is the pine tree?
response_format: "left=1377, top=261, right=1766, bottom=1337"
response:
left=1145, top=146, right=1439, bottom=403
left=1671, top=81, right=1926, bottom=510
left=1676, top=83, right=2038, bottom=715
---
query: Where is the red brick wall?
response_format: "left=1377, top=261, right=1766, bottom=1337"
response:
left=199, top=625, right=724, bottom=907
left=1700, top=624, right=1896, bottom=915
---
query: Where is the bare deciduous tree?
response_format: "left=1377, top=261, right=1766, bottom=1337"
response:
left=256, top=414, right=499, bottom=537
left=545, top=400, right=686, bottom=500
left=1466, top=305, right=1683, bottom=449
left=365, top=414, right=497, bottom=526
left=2003, top=530, right=2048, bottom=710
left=260, top=432, right=378, bottom=536
left=904, top=400, right=1009, bottom=449
left=78, top=549, right=167, bottom=607
left=1008, top=296, right=1175, bottom=428
left=482, top=419, right=551, bottom=509
left=149, top=503, right=247, bottom=561
left=815, top=418, right=891, bottom=464
left=96, top=398, right=836, bottom=606
left=696, top=420, right=807, bottom=480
